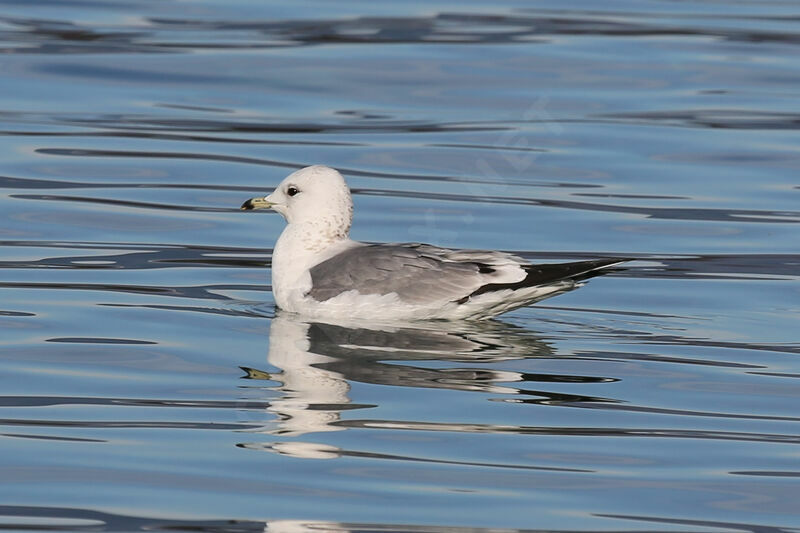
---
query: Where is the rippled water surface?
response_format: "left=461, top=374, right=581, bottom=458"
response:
left=1, top=1, right=799, bottom=531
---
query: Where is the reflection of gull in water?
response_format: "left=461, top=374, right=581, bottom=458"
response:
left=241, top=165, right=626, bottom=320
left=244, top=314, right=350, bottom=439
left=238, top=313, right=615, bottom=459
left=238, top=313, right=536, bottom=457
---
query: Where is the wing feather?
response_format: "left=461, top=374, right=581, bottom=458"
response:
left=307, top=243, right=525, bottom=304
left=307, top=243, right=626, bottom=309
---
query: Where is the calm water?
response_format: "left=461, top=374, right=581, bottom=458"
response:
left=1, top=1, right=799, bottom=531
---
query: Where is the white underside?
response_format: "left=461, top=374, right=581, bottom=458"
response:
left=279, top=281, right=578, bottom=321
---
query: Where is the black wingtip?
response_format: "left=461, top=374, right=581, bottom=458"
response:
left=538, top=257, right=632, bottom=281
left=466, top=258, right=630, bottom=300
left=561, top=258, right=630, bottom=282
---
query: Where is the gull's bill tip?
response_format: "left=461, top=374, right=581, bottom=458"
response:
left=241, top=197, right=273, bottom=210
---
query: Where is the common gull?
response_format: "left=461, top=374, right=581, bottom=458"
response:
left=242, top=165, right=626, bottom=320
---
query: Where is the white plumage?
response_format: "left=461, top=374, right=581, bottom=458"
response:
left=242, top=165, right=625, bottom=320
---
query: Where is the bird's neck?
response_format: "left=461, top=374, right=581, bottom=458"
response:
left=271, top=222, right=353, bottom=307
left=275, top=219, right=350, bottom=257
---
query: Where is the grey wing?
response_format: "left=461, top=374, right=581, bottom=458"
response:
left=307, top=243, right=515, bottom=304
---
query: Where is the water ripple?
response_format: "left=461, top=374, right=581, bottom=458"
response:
left=0, top=281, right=254, bottom=300
left=361, top=188, right=800, bottom=224
left=341, top=419, right=800, bottom=444
left=598, top=109, right=800, bottom=130
left=6, top=11, right=800, bottom=55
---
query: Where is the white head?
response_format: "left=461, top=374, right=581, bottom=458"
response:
left=242, top=165, right=353, bottom=240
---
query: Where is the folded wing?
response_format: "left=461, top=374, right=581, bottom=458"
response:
left=307, top=243, right=624, bottom=307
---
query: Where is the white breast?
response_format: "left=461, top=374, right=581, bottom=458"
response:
left=270, top=224, right=361, bottom=312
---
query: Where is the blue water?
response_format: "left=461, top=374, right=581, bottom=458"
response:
left=1, top=1, right=799, bottom=531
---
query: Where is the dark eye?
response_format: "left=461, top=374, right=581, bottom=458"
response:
left=286, top=186, right=299, bottom=197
